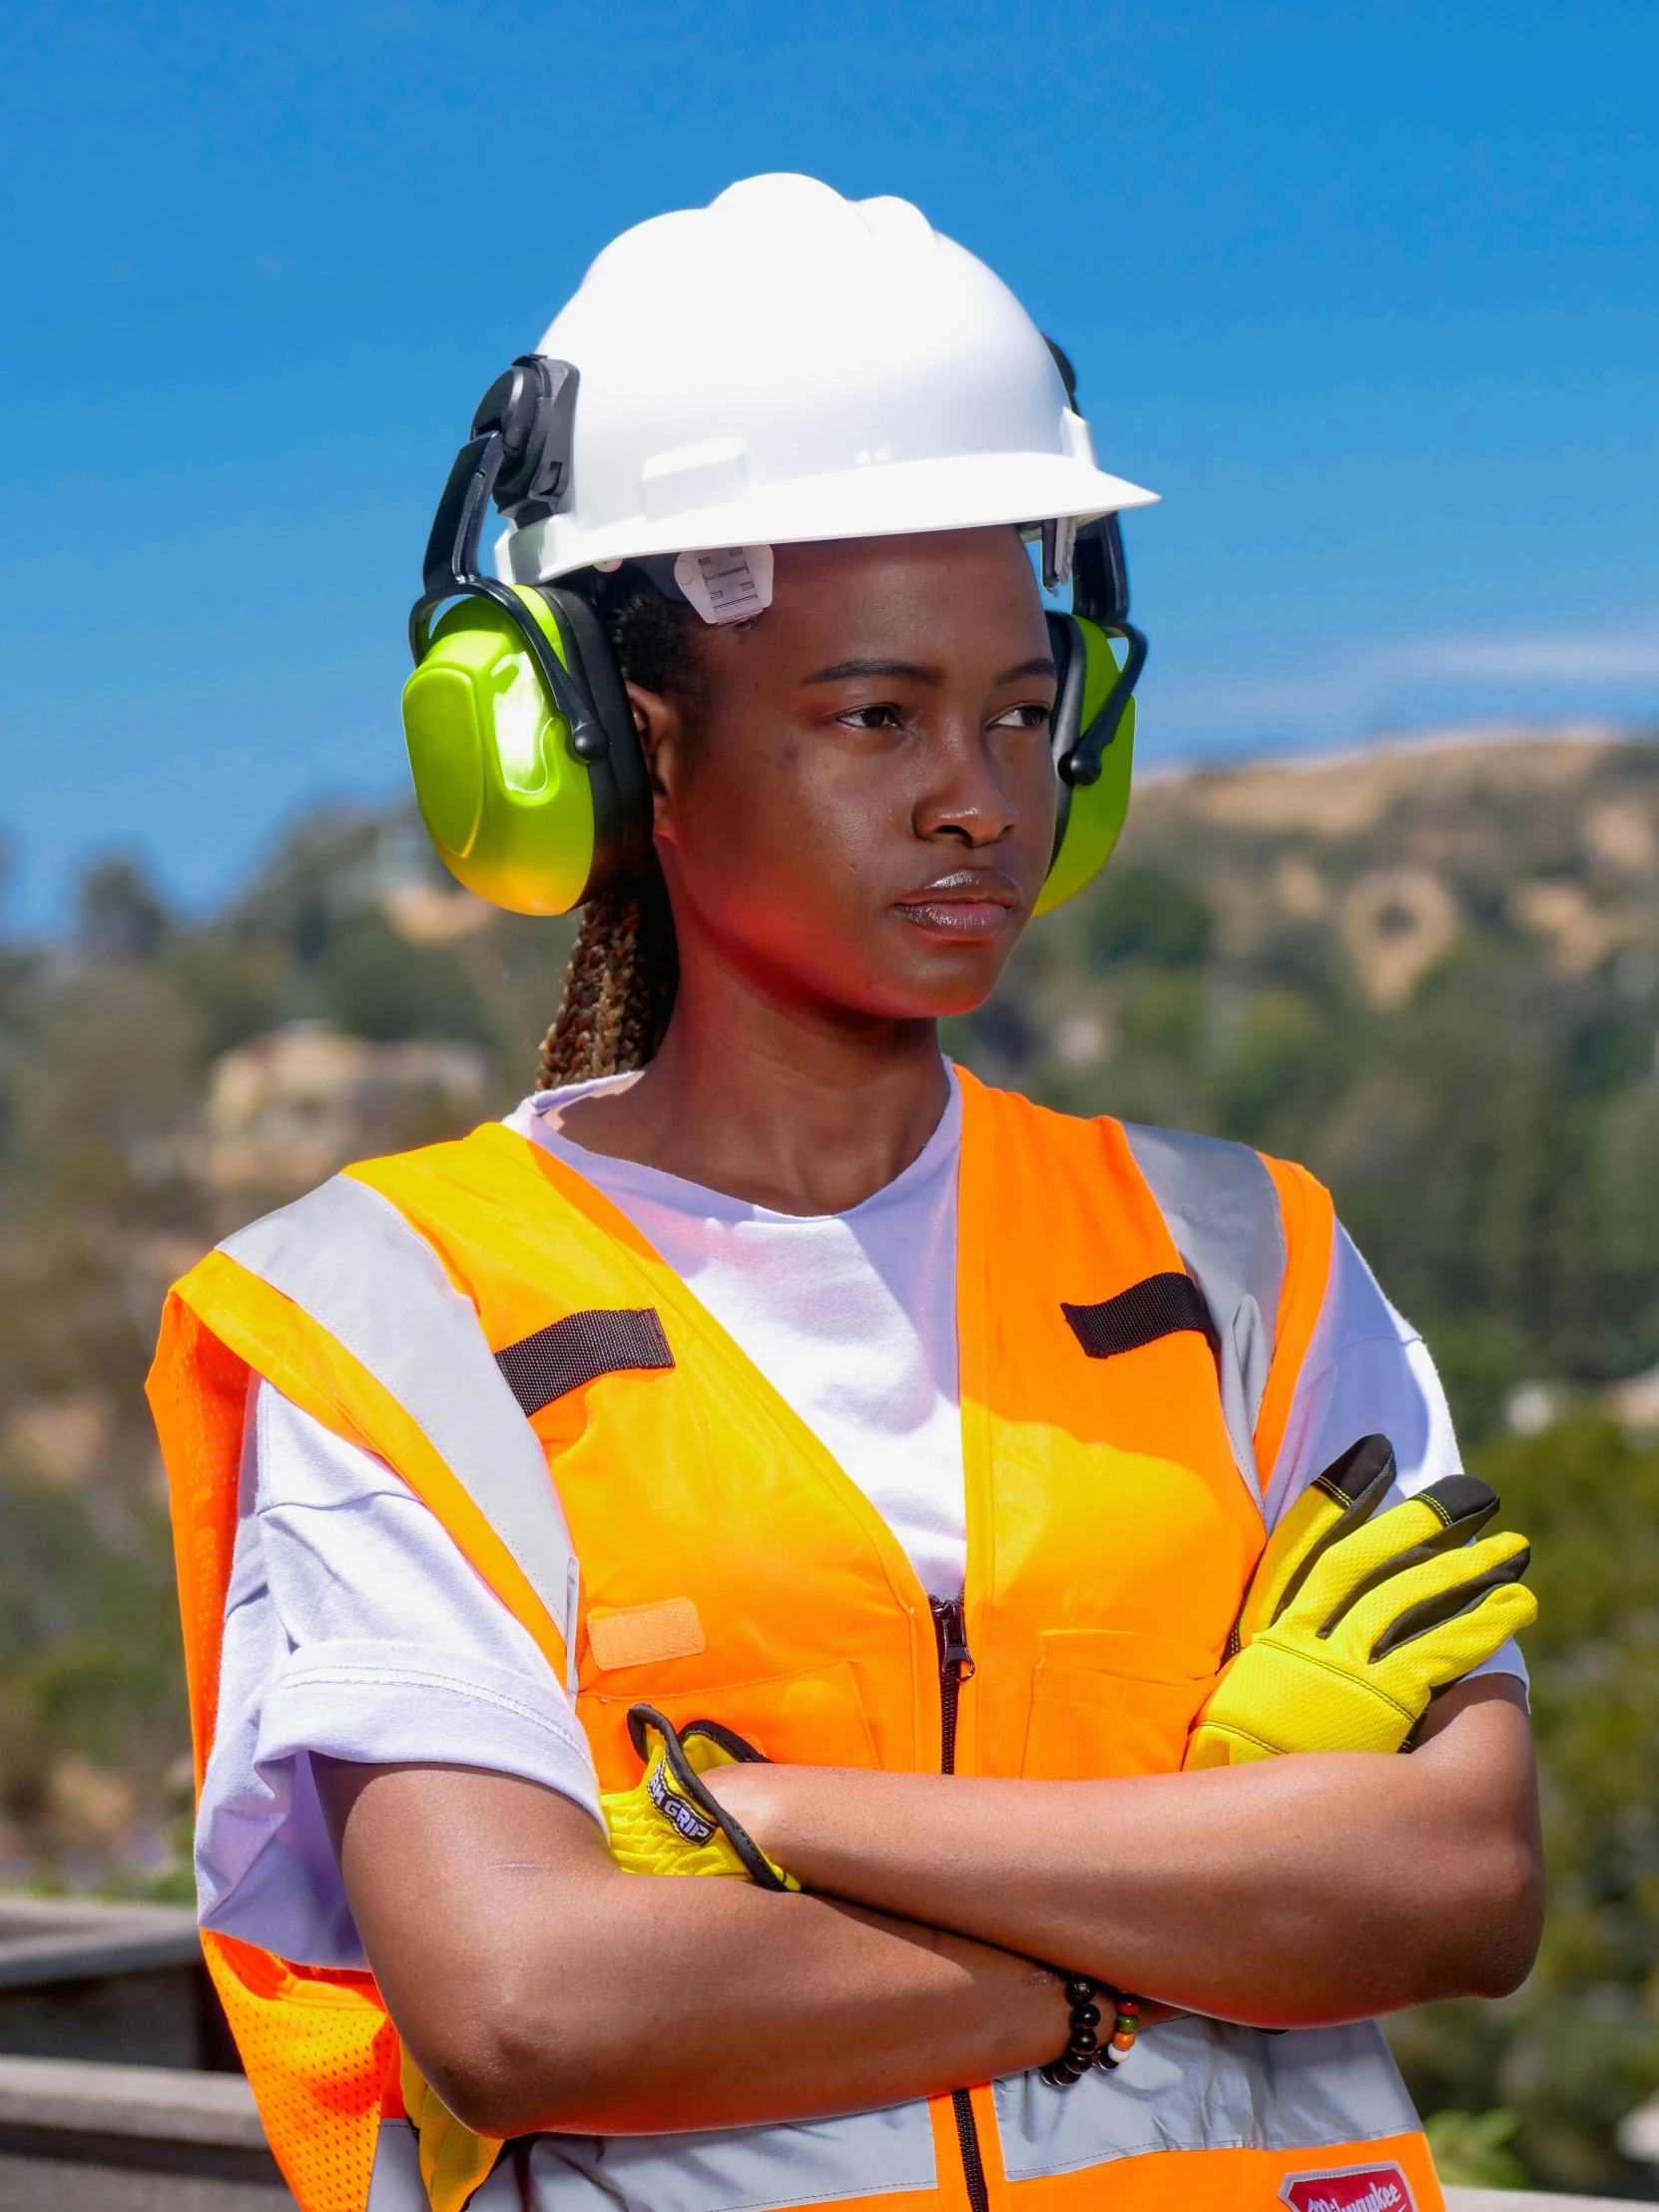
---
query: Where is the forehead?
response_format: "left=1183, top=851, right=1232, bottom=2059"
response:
left=712, top=527, right=1048, bottom=677
left=771, top=526, right=1036, bottom=600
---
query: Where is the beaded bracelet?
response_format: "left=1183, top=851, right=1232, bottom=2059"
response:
left=1039, top=1975, right=1141, bottom=2087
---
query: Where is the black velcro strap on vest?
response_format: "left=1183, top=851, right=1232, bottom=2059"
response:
left=1062, top=1273, right=1218, bottom=1362
left=495, top=1309, right=674, bottom=1415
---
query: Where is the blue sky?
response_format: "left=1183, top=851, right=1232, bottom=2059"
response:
left=2, top=0, right=1655, bottom=926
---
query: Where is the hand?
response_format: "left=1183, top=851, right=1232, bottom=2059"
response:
left=600, top=1706, right=801, bottom=1888
left=1187, top=1436, right=1536, bottom=1768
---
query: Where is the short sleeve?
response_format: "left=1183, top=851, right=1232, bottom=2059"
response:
left=1263, top=1225, right=1527, bottom=1694
left=195, top=1381, right=602, bottom=1969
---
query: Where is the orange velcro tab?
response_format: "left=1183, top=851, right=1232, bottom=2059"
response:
left=588, top=1598, right=706, bottom=1671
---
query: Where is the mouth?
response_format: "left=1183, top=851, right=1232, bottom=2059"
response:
left=892, top=869, right=1023, bottom=942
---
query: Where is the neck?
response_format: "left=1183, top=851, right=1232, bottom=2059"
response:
left=551, top=946, right=952, bottom=1216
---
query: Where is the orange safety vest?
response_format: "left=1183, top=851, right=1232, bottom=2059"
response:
left=149, top=1069, right=1444, bottom=2212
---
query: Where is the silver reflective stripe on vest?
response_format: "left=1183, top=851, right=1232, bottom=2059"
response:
left=221, top=1174, right=581, bottom=1693
left=366, top=2118, right=426, bottom=2209
left=1121, top=1122, right=1287, bottom=1492
left=993, top=2017, right=1418, bottom=2181
left=476, top=2101, right=937, bottom=2212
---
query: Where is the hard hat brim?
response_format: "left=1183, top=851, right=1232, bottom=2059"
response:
left=498, top=454, right=1159, bottom=587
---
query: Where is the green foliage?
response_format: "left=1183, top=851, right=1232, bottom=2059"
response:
left=1086, top=865, right=1215, bottom=969
left=1423, top=2106, right=1528, bottom=2187
left=1385, top=1415, right=1659, bottom=2195
left=77, top=856, right=173, bottom=963
left=314, top=913, right=494, bottom=1043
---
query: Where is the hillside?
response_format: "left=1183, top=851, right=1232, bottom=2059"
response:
left=1, top=725, right=1658, bottom=2190
left=964, top=728, right=1659, bottom=1435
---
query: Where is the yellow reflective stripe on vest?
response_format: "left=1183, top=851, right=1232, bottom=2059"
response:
left=219, top=1172, right=580, bottom=1692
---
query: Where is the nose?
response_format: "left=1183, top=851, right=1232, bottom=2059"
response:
left=912, top=719, right=1022, bottom=848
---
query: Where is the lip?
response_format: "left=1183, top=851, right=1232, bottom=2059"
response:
left=892, top=869, right=1024, bottom=941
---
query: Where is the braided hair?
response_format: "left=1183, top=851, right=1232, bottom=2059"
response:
left=537, top=570, right=706, bottom=1089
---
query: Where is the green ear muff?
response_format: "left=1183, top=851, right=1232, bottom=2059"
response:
left=1033, top=611, right=1138, bottom=916
left=1030, top=491, right=1148, bottom=915
left=403, top=588, right=599, bottom=915
left=403, top=357, right=653, bottom=914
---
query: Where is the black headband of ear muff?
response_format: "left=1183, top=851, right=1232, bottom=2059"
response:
left=1039, top=336, right=1149, bottom=792
left=408, top=356, right=659, bottom=885
left=406, top=354, right=610, bottom=763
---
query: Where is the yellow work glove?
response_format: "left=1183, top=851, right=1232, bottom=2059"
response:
left=1187, top=1433, right=1537, bottom=1768
left=399, top=2049, right=500, bottom=2212
left=600, top=1705, right=800, bottom=1890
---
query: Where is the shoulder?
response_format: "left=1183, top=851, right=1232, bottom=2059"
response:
left=208, top=1122, right=535, bottom=1285
left=955, top=1068, right=1301, bottom=1192
left=961, top=1070, right=1328, bottom=1291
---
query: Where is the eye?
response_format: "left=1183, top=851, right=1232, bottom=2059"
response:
left=833, top=704, right=908, bottom=732
left=990, top=702, right=1053, bottom=733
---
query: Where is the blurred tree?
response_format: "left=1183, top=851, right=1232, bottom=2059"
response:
left=1086, top=864, right=1214, bottom=970
left=315, top=912, right=494, bottom=1044
left=1387, top=1415, right=1659, bottom=2197
left=76, top=856, right=172, bottom=962
left=1422, top=2107, right=1528, bottom=2188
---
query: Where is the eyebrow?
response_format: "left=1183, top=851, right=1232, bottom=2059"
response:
left=801, top=657, right=944, bottom=686
left=800, top=654, right=1058, bottom=687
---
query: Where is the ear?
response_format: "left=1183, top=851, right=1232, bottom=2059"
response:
left=624, top=682, right=688, bottom=839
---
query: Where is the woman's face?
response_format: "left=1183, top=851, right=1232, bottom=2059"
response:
left=633, top=527, right=1059, bottom=1023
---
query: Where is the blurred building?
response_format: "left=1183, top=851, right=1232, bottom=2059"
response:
left=203, top=1022, right=490, bottom=1221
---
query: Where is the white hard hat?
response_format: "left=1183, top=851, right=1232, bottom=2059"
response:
left=496, top=174, right=1157, bottom=589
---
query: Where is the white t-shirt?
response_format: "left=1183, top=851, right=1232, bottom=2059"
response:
left=197, top=1075, right=1524, bottom=1968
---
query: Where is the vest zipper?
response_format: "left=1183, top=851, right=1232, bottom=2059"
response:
left=930, top=1598, right=989, bottom=2212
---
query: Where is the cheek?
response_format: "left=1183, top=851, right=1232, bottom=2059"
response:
left=673, top=735, right=885, bottom=931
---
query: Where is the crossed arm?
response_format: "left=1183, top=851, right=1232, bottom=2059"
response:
left=315, top=1674, right=1542, bottom=2141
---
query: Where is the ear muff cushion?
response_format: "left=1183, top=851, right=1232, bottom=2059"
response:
left=402, top=590, right=598, bottom=916
left=1033, top=615, right=1136, bottom=917
left=533, top=586, right=654, bottom=889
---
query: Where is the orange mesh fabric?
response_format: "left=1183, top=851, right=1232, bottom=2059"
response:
left=205, top=1935, right=396, bottom=2212
left=149, top=1295, right=252, bottom=1785
left=151, top=1294, right=398, bottom=2212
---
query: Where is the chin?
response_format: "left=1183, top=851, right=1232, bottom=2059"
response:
left=868, top=958, right=1008, bottom=1023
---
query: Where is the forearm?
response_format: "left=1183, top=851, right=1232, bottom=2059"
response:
left=319, top=1759, right=1068, bottom=2140
left=709, top=1681, right=1543, bottom=2029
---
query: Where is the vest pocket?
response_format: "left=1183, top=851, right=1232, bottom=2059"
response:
left=585, top=1656, right=879, bottom=1781
left=1021, top=1628, right=1218, bottom=1780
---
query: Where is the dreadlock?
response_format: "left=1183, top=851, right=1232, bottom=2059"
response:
left=537, top=569, right=705, bottom=1089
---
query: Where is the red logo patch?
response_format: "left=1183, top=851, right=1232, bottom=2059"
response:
left=1280, top=2164, right=1416, bottom=2212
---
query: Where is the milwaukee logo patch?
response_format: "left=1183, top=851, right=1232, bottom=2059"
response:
left=1280, top=2163, right=1415, bottom=2212
left=648, top=1762, right=716, bottom=1844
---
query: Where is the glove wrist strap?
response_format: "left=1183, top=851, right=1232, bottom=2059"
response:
left=629, top=1704, right=793, bottom=1892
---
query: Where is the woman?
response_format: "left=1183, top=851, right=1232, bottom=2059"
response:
left=152, top=177, right=1541, bottom=2212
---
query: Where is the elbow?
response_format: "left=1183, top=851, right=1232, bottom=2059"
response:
left=1439, top=1833, right=1546, bottom=2002
left=410, top=1977, right=642, bottom=2140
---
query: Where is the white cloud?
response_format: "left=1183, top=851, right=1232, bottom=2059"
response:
left=1394, top=628, right=1659, bottom=682
left=1147, top=614, right=1659, bottom=752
